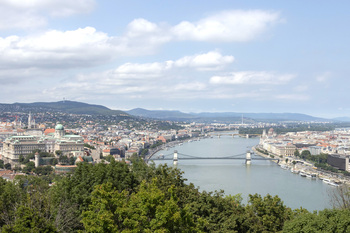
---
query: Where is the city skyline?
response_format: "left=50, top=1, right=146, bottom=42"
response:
left=0, top=1, right=349, bottom=118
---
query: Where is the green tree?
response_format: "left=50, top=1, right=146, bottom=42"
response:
left=82, top=180, right=202, bottom=232
left=58, top=155, right=69, bottom=164
left=0, top=160, right=4, bottom=169
left=22, top=162, right=35, bottom=174
left=294, top=149, right=300, bottom=157
left=84, top=143, right=95, bottom=149
left=69, top=157, right=76, bottom=165
left=4, top=163, right=11, bottom=170
left=300, top=150, right=311, bottom=159
left=55, top=150, right=63, bottom=157
left=34, top=166, right=53, bottom=176
left=283, top=209, right=350, bottom=232
left=242, top=194, right=292, bottom=232
left=2, top=205, right=57, bottom=233
left=51, top=158, right=58, bottom=166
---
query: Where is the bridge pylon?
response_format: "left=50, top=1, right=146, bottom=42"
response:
left=173, top=150, right=178, bottom=165
left=245, top=151, right=251, bottom=165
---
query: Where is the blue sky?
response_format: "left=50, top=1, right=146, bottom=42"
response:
left=0, top=0, right=349, bottom=118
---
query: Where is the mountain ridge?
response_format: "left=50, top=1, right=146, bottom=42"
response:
left=0, top=100, right=127, bottom=116
left=0, top=101, right=344, bottom=122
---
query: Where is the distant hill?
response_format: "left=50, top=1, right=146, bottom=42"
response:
left=332, top=117, right=350, bottom=122
left=127, top=108, right=196, bottom=120
left=193, top=112, right=326, bottom=122
left=0, top=101, right=128, bottom=116
left=128, top=108, right=329, bottom=122
left=0, top=101, right=333, bottom=122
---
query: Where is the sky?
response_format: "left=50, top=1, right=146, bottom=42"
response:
left=0, top=0, right=349, bottom=118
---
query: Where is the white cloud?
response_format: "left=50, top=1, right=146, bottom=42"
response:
left=0, top=0, right=95, bottom=29
left=276, top=94, right=309, bottom=101
left=316, top=72, right=331, bottom=82
left=115, top=62, right=172, bottom=75
left=174, top=51, right=234, bottom=70
left=210, top=71, right=295, bottom=85
left=0, top=27, right=113, bottom=69
left=0, top=9, right=279, bottom=71
left=79, top=51, right=232, bottom=81
left=174, top=82, right=207, bottom=91
left=171, top=10, right=280, bottom=42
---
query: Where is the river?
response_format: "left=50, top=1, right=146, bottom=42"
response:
left=152, top=133, right=336, bottom=211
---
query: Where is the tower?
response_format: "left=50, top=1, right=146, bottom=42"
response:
left=28, top=112, right=32, bottom=129
left=173, top=150, right=178, bottom=165
left=35, top=152, right=40, bottom=168
left=246, top=151, right=251, bottom=165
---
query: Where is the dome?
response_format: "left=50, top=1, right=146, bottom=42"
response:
left=55, top=123, right=64, bottom=130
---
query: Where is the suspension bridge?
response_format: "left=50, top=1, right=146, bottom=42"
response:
left=147, top=150, right=279, bottom=165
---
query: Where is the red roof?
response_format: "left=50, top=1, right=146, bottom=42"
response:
left=44, top=128, right=55, bottom=135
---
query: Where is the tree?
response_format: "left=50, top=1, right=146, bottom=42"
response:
left=34, top=166, right=53, bottom=176
left=294, top=149, right=300, bottom=157
left=283, top=209, right=350, bottom=232
left=242, top=194, right=292, bottom=232
left=103, top=155, right=114, bottom=162
left=84, top=143, right=95, bottom=149
left=69, top=157, right=76, bottom=165
left=1, top=176, right=57, bottom=232
left=22, top=162, right=35, bottom=174
left=4, top=163, right=11, bottom=170
left=52, top=158, right=58, bottom=166
left=55, top=150, right=63, bottom=157
left=330, top=185, right=350, bottom=210
left=0, top=160, right=4, bottom=169
left=58, top=155, right=69, bottom=165
left=81, top=180, right=202, bottom=232
left=300, top=150, right=311, bottom=159
left=1, top=205, right=57, bottom=232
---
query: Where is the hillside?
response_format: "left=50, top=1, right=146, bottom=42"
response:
left=127, top=108, right=196, bottom=120
left=127, top=108, right=328, bottom=122
left=0, top=101, right=128, bottom=116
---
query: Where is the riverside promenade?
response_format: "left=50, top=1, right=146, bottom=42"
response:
left=253, top=145, right=350, bottom=186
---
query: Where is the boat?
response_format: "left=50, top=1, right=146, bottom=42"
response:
left=323, top=179, right=339, bottom=186
left=280, top=164, right=289, bottom=170
left=300, top=172, right=307, bottom=177
left=290, top=168, right=299, bottom=174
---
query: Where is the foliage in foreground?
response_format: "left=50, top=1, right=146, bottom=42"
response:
left=0, top=157, right=350, bottom=232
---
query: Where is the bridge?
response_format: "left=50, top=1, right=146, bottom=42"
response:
left=148, top=150, right=279, bottom=165
left=208, top=133, right=261, bottom=138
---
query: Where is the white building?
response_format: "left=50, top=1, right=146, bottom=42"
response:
left=2, top=122, right=84, bottom=162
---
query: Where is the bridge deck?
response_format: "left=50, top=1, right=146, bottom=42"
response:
left=150, top=157, right=278, bottom=161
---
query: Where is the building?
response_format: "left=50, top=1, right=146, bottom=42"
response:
left=327, top=154, right=350, bottom=171
left=2, top=122, right=84, bottom=163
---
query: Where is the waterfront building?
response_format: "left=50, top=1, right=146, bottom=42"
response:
left=327, top=154, right=350, bottom=172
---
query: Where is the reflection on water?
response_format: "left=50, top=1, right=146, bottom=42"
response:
left=153, top=134, right=335, bottom=211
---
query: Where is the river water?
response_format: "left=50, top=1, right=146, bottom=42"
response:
left=152, top=133, right=336, bottom=211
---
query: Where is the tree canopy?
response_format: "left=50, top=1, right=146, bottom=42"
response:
left=0, top=158, right=350, bottom=232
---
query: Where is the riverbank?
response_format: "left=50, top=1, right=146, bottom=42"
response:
left=145, top=136, right=207, bottom=162
left=252, top=145, right=350, bottom=186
